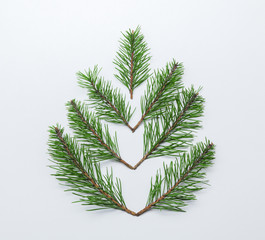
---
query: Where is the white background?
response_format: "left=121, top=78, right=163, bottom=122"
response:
left=1, top=0, right=265, bottom=239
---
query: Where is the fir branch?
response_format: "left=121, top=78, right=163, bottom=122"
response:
left=134, top=87, right=204, bottom=169
left=66, top=99, right=134, bottom=169
left=132, top=60, right=184, bottom=132
left=113, top=26, right=151, bottom=99
left=135, top=141, right=215, bottom=216
left=77, top=66, right=134, bottom=130
left=48, top=125, right=137, bottom=215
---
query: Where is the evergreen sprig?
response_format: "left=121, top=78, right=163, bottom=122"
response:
left=77, top=66, right=134, bottom=130
left=48, top=125, right=128, bottom=211
left=141, top=60, right=184, bottom=117
left=66, top=99, right=121, bottom=162
left=131, top=60, right=184, bottom=131
left=113, top=26, right=151, bottom=99
left=135, top=87, right=204, bottom=169
left=138, top=140, right=215, bottom=215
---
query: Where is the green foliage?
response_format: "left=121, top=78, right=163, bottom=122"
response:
left=146, top=140, right=215, bottom=212
left=48, top=27, right=215, bottom=216
left=77, top=66, right=134, bottom=125
left=113, top=26, right=151, bottom=96
left=66, top=99, right=121, bottom=162
left=143, top=86, right=204, bottom=158
left=48, top=125, right=126, bottom=210
left=140, top=59, right=184, bottom=120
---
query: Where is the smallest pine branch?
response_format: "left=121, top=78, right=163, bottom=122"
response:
left=135, top=140, right=215, bottom=216
left=77, top=66, right=134, bottom=130
left=48, top=125, right=131, bottom=212
left=113, top=26, right=151, bottom=99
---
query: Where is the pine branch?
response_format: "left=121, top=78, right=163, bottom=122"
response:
left=132, top=60, right=184, bottom=132
left=77, top=66, right=134, bottom=130
left=135, top=141, right=215, bottom=216
left=133, top=87, right=204, bottom=169
left=113, top=26, right=151, bottom=99
left=48, top=125, right=137, bottom=214
left=66, top=99, right=134, bottom=169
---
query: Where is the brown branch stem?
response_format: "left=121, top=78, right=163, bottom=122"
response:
left=130, top=51, right=134, bottom=99
left=129, top=30, right=134, bottom=100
